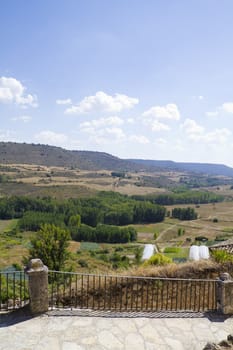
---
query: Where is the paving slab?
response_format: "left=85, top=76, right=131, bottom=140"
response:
left=0, top=309, right=233, bottom=350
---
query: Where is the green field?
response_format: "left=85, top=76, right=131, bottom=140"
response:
left=163, top=247, right=189, bottom=260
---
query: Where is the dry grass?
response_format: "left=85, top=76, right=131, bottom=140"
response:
left=0, top=163, right=171, bottom=196
left=68, top=241, right=80, bottom=253
left=0, top=245, right=28, bottom=268
left=153, top=202, right=233, bottom=246
left=129, top=259, right=225, bottom=279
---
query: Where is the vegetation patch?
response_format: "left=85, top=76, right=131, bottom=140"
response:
left=211, top=249, right=233, bottom=263
left=79, top=242, right=100, bottom=251
left=144, top=253, right=172, bottom=266
left=163, top=247, right=189, bottom=260
left=163, top=247, right=181, bottom=254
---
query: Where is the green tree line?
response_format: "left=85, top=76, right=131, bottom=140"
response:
left=71, top=224, right=137, bottom=243
left=0, top=192, right=166, bottom=227
left=132, top=190, right=223, bottom=205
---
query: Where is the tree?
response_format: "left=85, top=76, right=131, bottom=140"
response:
left=28, top=224, right=71, bottom=271
left=68, top=214, right=81, bottom=227
left=172, top=207, right=197, bottom=220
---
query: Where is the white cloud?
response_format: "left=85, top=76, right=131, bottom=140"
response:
left=181, top=119, right=231, bottom=145
left=0, top=129, right=17, bottom=141
left=143, top=117, right=170, bottom=132
left=88, top=127, right=126, bottom=145
left=127, top=117, right=135, bottom=124
left=181, top=118, right=204, bottom=135
left=222, top=102, right=233, bottom=114
left=80, top=116, right=124, bottom=131
left=150, top=120, right=170, bottom=132
left=34, top=130, right=67, bottom=145
left=206, top=101, right=233, bottom=117
left=142, top=103, right=179, bottom=132
left=65, top=91, right=139, bottom=114
left=80, top=116, right=126, bottom=144
left=143, top=103, right=180, bottom=121
left=129, top=135, right=149, bottom=144
left=11, top=115, right=32, bottom=123
left=56, top=98, right=72, bottom=105
left=105, top=127, right=125, bottom=139
left=0, top=77, right=38, bottom=107
left=200, top=128, right=231, bottom=144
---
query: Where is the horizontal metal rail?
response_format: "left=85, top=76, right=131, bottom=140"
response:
left=0, top=271, right=29, bottom=311
left=48, top=271, right=217, bottom=312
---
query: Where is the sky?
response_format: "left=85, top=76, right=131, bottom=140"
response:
left=1, top=1, right=233, bottom=166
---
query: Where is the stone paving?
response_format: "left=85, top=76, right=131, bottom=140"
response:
left=0, top=310, right=233, bottom=350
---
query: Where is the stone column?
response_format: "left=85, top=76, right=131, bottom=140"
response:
left=217, top=272, right=233, bottom=315
left=25, top=259, right=49, bottom=314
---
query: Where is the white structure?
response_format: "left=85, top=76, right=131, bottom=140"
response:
left=189, top=245, right=200, bottom=261
left=199, top=245, right=210, bottom=259
left=142, top=244, right=155, bottom=260
left=189, top=245, right=209, bottom=261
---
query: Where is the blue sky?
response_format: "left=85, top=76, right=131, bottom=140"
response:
left=1, top=0, right=233, bottom=166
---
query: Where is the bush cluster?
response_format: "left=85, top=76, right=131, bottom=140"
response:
left=144, top=253, right=172, bottom=266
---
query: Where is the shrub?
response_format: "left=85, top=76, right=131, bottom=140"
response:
left=212, top=217, right=218, bottom=223
left=98, top=254, right=109, bottom=263
left=177, top=228, right=185, bottom=236
left=78, top=259, right=88, bottom=268
left=115, top=246, right=124, bottom=252
left=153, top=232, right=159, bottom=240
left=211, top=250, right=233, bottom=263
left=135, top=246, right=143, bottom=264
left=144, top=253, right=172, bottom=266
left=109, top=253, right=130, bottom=269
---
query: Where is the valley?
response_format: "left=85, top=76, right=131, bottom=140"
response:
left=1, top=142, right=233, bottom=274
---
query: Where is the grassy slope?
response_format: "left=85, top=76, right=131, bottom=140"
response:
left=0, top=220, right=31, bottom=269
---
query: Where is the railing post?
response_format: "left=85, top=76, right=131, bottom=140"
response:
left=217, top=272, right=233, bottom=315
left=25, top=259, right=48, bottom=314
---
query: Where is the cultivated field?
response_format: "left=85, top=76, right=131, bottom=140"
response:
left=0, top=163, right=182, bottom=197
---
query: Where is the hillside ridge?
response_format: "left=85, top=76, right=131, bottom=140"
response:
left=0, top=142, right=140, bottom=171
left=1, top=141, right=233, bottom=176
left=128, top=158, right=233, bottom=177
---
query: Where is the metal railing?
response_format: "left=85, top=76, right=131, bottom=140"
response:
left=0, top=271, right=29, bottom=311
left=48, top=271, right=217, bottom=312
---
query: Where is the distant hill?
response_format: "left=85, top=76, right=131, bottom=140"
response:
left=128, top=159, right=233, bottom=177
left=0, top=142, right=141, bottom=171
left=1, top=142, right=233, bottom=177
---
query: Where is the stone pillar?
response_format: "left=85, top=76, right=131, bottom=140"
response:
left=217, top=272, right=233, bottom=315
left=25, top=259, right=49, bottom=314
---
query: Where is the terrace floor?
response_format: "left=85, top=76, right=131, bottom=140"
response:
left=0, top=309, right=233, bottom=349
